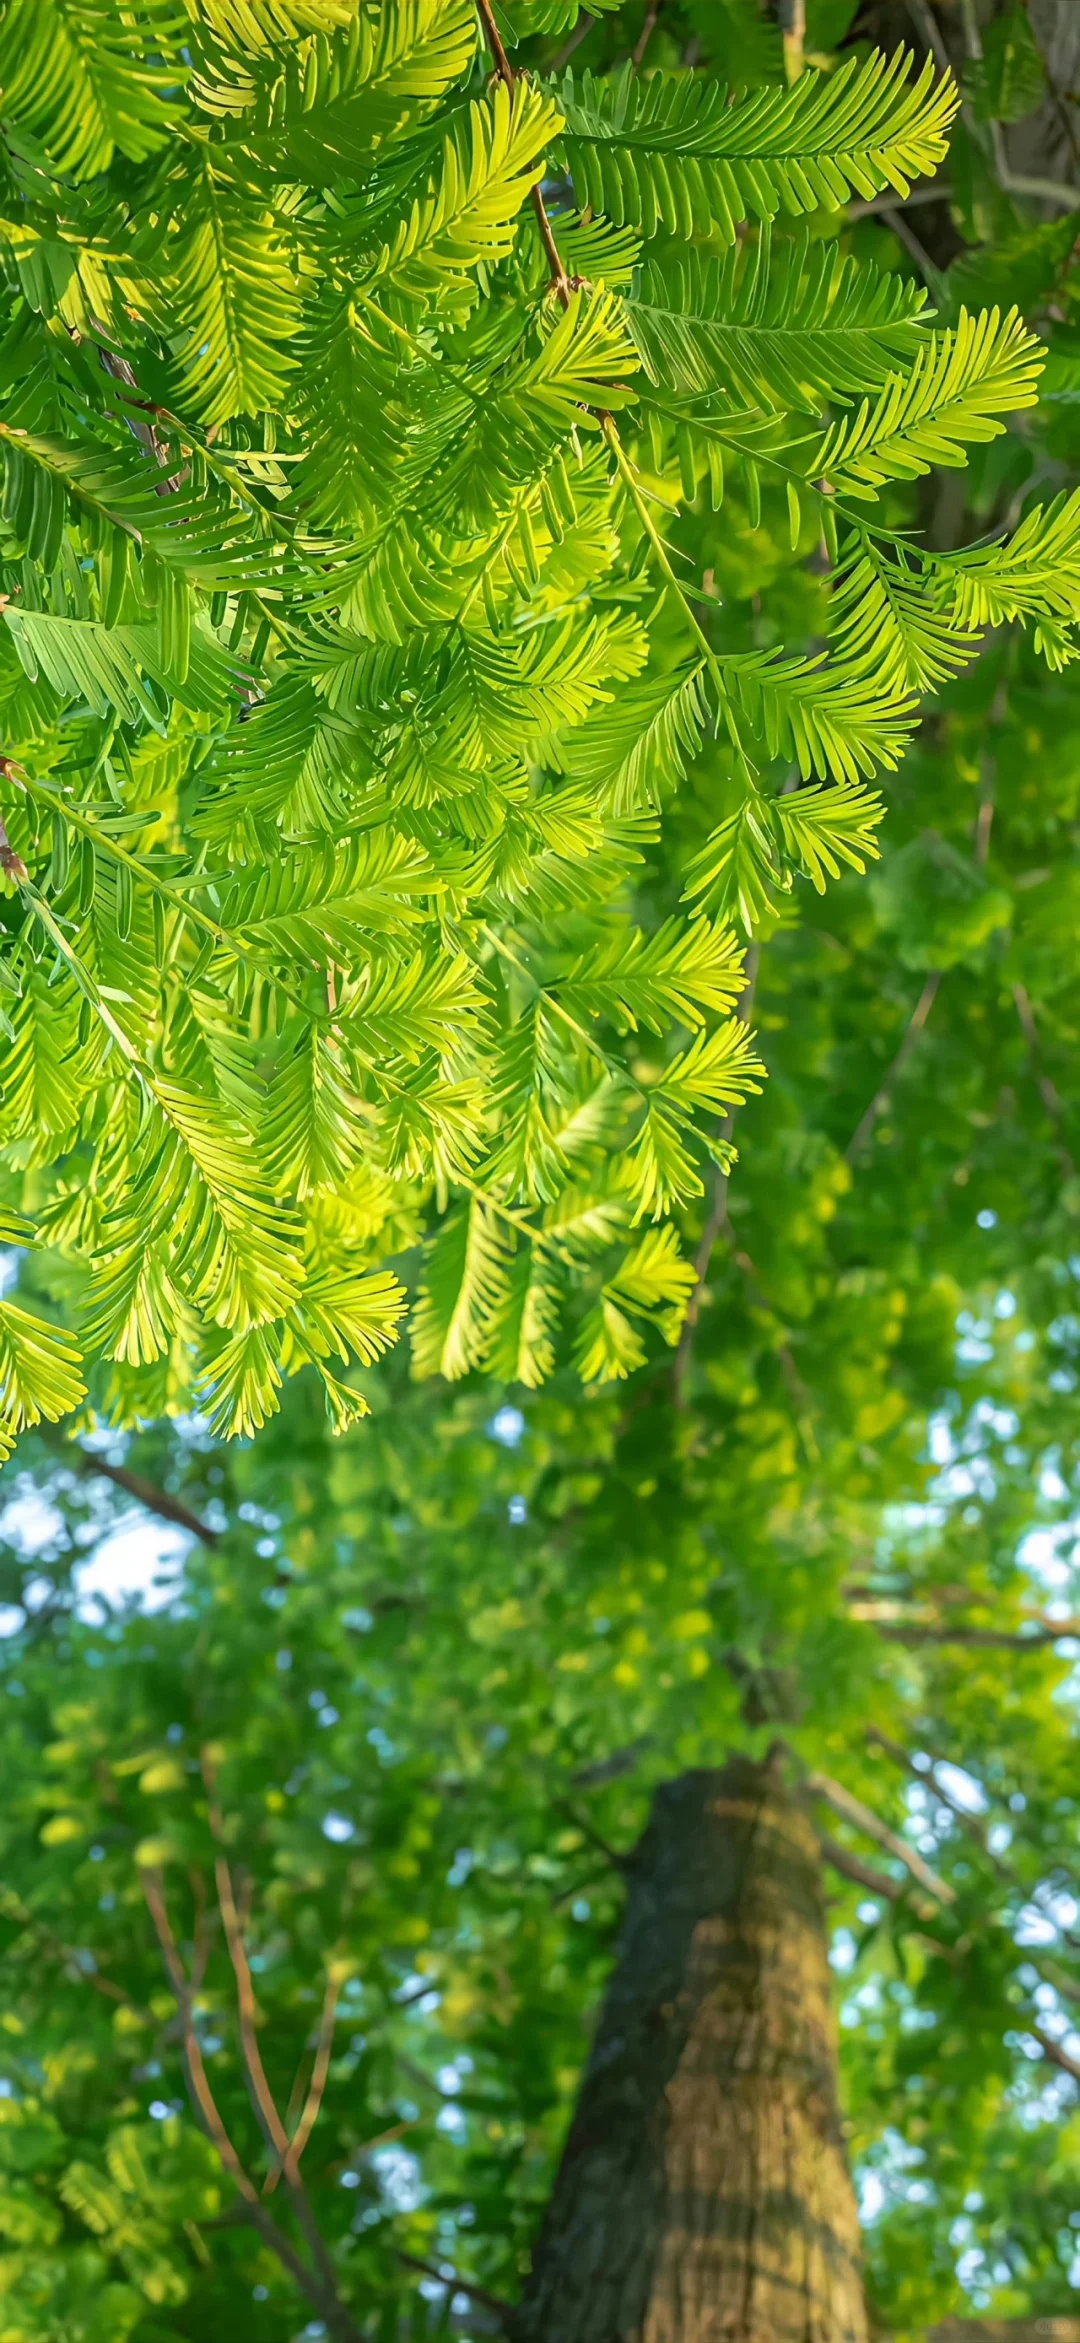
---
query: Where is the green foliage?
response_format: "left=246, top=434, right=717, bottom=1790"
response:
left=5, top=12, right=1080, bottom=2343
left=0, top=0, right=1076, bottom=1452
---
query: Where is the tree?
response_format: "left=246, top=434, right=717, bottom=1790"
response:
left=1, top=0, right=1079, bottom=1457
left=5, top=1, right=1080, bottom=2339
left=519, top=1754, right=868, bottom=2342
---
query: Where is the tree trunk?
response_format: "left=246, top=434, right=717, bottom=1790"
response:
left=520, top=1755, right=867, bottom=2343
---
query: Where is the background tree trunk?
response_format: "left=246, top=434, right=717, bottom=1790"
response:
left=520, top=1754, right=867, bottom=2343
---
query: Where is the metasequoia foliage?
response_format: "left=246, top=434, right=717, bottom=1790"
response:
left=0, top=0, right=1078, bottom=1454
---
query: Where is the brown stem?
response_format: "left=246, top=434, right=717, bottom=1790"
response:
left=547, top=12, right=593, bottom=73
left=631, top=3, right=659, bottom=67
left=866, top=1729, right=1009, bottom=1875
left=198, top=1761, right=351, bottom=2319
left=779, top=0, right=805, bottom=82
left=474, top=0, right=573, bottom=306
left=0, top=807, right=28, bottom=883
left=139, top=1866, right=260, bottom=2203
left=139, top=1867, right=363, bottom=2341
left=845, top=971, right=941, bottom=1162
left=1032, top=2023, right=1080, bottom=2087
left=571, top=1737, right=654, bottom=1789
left=905, top=0, right=951, bottom=76
left=267, top=1962, right=347, bottom=2192
left=200, top=1752, right=292, bottom=2168
left=878, top=206, right=936, bottom=279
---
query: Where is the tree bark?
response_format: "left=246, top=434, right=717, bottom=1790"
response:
left=520, top=1755, right=867, bottom=2343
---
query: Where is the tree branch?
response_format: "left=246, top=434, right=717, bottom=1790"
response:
left=817, top=1833, right=905, bottom=1902
left=957, top=0, right=1079, bottom=210
left=546, top=11, right=593, bottom=74
left=139, top=1866, right=365, bottom=2341
left=873, top=1621, right=1080, bottom=1652
left=571, top=1737, right=654, bottom=1789
left=554, top=1797, right=631, bottom=1875
left=396, top=2252, right=522, bottom=2335
left=73, top=1449, right=219, bottom=1546
left=845, top=971, right=941, bottom=1162
left=0, top=1887, right=154, bottom=2024
left=267, top=1960, right=349, bottom=2193
left=805, top=1773, right=956, bottom=1905
left=904, top=0, right=951, bottom=77
left=1031, top=2023, right=1080, bottom=2088
left=200, top=1751, right=292, bottom=2168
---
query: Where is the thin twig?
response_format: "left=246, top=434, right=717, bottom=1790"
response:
left=1013, top=981, right=1075, bottom=1172
left=848, top=183, right=953, bottom=220
left=571, top=1737, right=654, bottom=1790
left=1032, top=2024, right=1080, bottom=2088
left=475, top=0, right=572, bottom=303
left=140, top=1865, right=364, bottom=2341
left=879, top=206, right=938, bottom=280
left=547, top=11, right=593, bottom=74
left=631, top=4, right=660, bottom=68
left=268, top=1962, right=348, bottom=2192
left=0, top=808, right=28, bottom=882
left=845, top=971, right=941, bottom=1162
left=139, top=1866, right=260, bottom=2204
left=905, top=0, right=951, bottom=77
left=779, top=0, right=805, bottom=84
left=397, top=2251, right=521, bottom=2334
left=198, top=1757, right=349, bottom=2320
left=200, top=1752, right=292, bottom=2171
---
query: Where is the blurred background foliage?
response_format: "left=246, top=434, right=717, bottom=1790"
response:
left=6, top=0, right=1080, bottom=2338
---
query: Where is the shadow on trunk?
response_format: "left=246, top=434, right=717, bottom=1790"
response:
left=520, top=1751, right=867, bottom=2343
